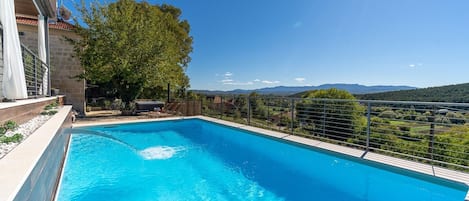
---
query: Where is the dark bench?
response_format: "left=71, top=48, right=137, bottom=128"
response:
left=135, top=101, right=165, bottom=112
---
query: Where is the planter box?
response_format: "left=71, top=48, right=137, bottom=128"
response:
left=0, top=106, right=72, bottom=201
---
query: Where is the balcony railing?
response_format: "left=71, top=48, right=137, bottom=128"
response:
left=21, top=44, right=50, bottom=98
left=201, top=96, right=469, bottom=172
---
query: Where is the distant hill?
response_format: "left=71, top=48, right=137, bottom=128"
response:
left=356, top=83, right=469, bottom=103
left=192, top=84, right=416, bottom=96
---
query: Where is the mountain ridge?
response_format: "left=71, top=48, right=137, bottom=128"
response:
left=191, top=83, right=416, bottom=96
left=355, top=83, right=469, bottom=103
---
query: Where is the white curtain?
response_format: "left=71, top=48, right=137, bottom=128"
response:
left=0, top=0, right=28, bottom=99
left=38, top=15, right=48, bottom=95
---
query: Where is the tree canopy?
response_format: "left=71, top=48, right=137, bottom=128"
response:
left=70, top=0, right=192, bottom=105
left=296, top=88, right=365, bottom=140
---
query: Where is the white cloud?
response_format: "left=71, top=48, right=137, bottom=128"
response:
left=293, top=21, right=302, bottom=28
left=218, top=71, right=259, bottom=86
left=224, top=81, right=254, bottom=86
left=409, top=63, right=423, bottom=68
left=261, top=80, right=280, bottom=84
left=221, top=79, right=233, bottom=83
left=295, top=77, right=306, bottom=82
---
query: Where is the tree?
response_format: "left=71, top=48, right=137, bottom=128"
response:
left=296, top=88, right=365, bottom=141
left=69, top=0, right=192, bottom=109
left=249, top=92, right=268, bottom=119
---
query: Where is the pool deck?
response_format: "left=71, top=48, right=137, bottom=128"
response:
left=73, top=115, right=469, bottom=200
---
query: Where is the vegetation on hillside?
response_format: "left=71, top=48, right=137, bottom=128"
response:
left=356, top=83, right=469, bottom=102
left=69, top=0, right=192, bottom=109
left=297, top=89, right=365, bottom=141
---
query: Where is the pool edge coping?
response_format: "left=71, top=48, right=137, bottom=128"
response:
left=72, top=115, right=469, bottom=200
left=53, top=132, right=73, bottom=201
left=0, top=106, right=72, bottom=201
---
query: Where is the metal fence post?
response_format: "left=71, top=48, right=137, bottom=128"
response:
left=291, top=99, right=295, bottom=134
left=185, top=96, right=188, bottom=116
left=428, top=105, right=436, bottom=161
left=220, top=96, right=224, bottom=119
left=34, top=58, right=38, bottom=98
left=48, top=65, right=51, bottom=96
left=267, top=98, right=270, bottom=128
left=322, top=100, right=326, bottom=137
left=247, top=97, right=251, bottom=125
left=366, top=102, right=371, bottom=151
left=200, top=99, right=203, bottom=116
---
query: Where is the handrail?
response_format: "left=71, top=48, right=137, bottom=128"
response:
left=201, top=95, right=469, bottom=172
left=20, top=43, right=50, bottom=98
left=0, top=24, right=48, bottom=99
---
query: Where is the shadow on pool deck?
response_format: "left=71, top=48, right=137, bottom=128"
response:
left=76, top=110, right=176, bottom=125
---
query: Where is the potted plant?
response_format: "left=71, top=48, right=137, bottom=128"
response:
left=51, top=88, right=60, bottom=96
left=121, top=101, right=136, bottom=116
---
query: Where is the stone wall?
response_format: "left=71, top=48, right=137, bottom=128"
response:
left=17, top=24, right=85, bottom=113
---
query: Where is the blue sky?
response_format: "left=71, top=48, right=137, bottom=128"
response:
left=64, top=0, right=469, bottom=90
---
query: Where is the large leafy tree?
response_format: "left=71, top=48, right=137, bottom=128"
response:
left=69, top=0, right=192, bottom=107
left=296, top=88, right=365, bottom=141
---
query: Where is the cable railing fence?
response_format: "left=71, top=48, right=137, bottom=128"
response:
left=201, top=95, right=469, bottom=172
left=21, top=44, right=50, bottom=98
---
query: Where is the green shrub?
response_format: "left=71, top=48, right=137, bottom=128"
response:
left=378, top=110, right=398, bottom=119
left=399, top=126, right=411, bottom=132
left=0, top=127, right=5, bottom=136
left=0, top=121, right=23, bottom=144
left=44, top=101, right=59, bottom=110
left=435, top=115, right=451, bottom=124
left=41, top=110, right=58, bottom=116
left=446, top=112, right=466, bottom=124
left=48, top=111, right=58, bottom=115
left=0, top=133, right=23, bottom=143
left=103, top=100, right=112, bottom=110
left=4, top=120, right=18, bottom=130
left=415, top=115, right=428, bottom=122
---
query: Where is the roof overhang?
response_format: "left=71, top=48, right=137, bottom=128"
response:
left=14, top=0, right=56, bottom=18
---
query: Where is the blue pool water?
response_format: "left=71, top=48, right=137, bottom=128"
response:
left=56, top=119, right=468, bottom=201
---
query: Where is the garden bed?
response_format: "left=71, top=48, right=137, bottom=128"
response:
left=0, top=102, right=61, bottom=159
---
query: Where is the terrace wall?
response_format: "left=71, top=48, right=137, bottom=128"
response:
left=0, top=96, right=64, bottom=125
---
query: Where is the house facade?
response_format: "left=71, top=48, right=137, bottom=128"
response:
left=16, top=16, right=85, bottom=112
left=1, top=0, right=85, bottom=113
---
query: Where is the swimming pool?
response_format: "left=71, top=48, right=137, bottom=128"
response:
left=56, top=118, right=468, bottom=201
